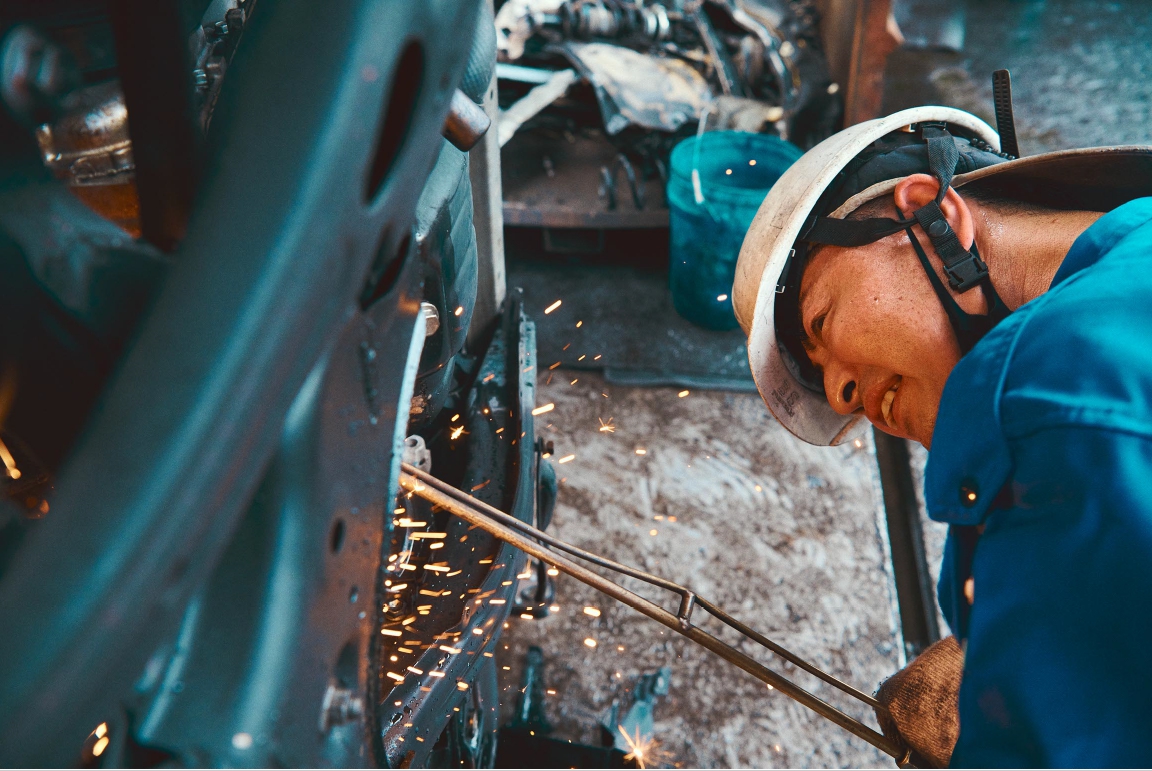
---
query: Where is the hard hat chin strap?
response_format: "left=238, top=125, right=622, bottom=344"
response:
left=907, top=125, right=1012, bottom=353
left=802, top=125, right=1012, bottom=354
left=905, top=226, right=1011, bottom=354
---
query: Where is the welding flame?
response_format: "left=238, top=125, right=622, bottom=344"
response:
left=617, top=724, right=668, bottom=770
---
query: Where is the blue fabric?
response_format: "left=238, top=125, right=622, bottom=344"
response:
left=924, top=198, right=1152, bottom=767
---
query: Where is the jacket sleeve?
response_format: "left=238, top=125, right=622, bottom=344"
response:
left=950, top=425, right=1152, bottom=768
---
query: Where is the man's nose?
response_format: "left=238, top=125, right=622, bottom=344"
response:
left=824, top=363, right=862, bottom=415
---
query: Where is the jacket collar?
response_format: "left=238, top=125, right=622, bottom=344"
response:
left=922, top=199, right=1145, bottom=523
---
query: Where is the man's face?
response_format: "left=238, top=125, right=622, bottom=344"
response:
left=797, top=230, right=962, bottom=447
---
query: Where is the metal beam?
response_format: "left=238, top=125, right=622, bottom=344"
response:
left=108, top=0, right=202, bottom=251
left=467, top=0, right=506, bottom=349
left=843, top=0, right=903, bottom=126
left=873, top=429, right=940, bottom=658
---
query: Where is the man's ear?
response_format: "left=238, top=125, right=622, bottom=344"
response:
left=892, top=173, right=975, bottom=250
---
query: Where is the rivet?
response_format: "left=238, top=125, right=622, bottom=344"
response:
left=928, top=220, right=950, bottom=238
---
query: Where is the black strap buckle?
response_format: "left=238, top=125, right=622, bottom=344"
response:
left=913, top=201, right=989, bottom=291
left=943, top=251, right=990, bottom=292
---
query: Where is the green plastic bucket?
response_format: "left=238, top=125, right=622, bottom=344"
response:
left=667, top=131, right=802, bottom=330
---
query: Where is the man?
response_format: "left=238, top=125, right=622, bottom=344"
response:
left=733, top=106, right=1152, bottom=766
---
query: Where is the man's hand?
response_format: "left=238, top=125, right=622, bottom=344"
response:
left=875, top=635, right=964, bottom=768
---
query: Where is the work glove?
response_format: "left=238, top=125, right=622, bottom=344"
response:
left=874, top=635, right=964, bottom=769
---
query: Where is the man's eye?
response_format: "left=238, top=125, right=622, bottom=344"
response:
left=812, top=313, right=827, bottom=336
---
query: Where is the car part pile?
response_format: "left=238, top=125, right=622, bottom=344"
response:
left=496, top=0, right=841, bottom=234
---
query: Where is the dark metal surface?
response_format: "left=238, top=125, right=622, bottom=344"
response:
left=107, top=0, right=201, bottom=250
left=0, top=0, right=481, bottom=764
left=873, top=429, right=940, bottom=659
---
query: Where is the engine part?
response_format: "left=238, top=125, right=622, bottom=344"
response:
left=379, top=294, right=545, bottom=767
left=3, top=1, right=255, bottom=242
left=558, top=0, right=672, bottom=43
left=0, top=0, right=483, bottom=765
left=34, top=80, right=139, bottom=234
left=408, top=139, right=478, bottom=432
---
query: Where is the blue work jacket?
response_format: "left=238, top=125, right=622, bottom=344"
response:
left=925, top=197, right=1152, bottom=767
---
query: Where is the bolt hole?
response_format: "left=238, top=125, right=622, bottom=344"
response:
left=334, top=640, right=358, bottom=688
left=364, top=40, right=425, bottom=202
left=359, top=231, right=412, bottom=310
left=349, top=586, right=359, bottom=603
left=330, top=518, right=346, bottom=554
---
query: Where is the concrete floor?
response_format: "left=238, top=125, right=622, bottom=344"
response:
left=496, top=1, right=1152, bottom=766
left=496, top=372, right=904, bottom=768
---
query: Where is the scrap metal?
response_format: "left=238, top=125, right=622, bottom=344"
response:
left=495, top=0, right=839, bottom=233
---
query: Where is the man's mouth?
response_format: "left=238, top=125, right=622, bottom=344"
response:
left=880, top=377, right=901, bottom=430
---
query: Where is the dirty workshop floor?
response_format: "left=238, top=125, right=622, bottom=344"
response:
left=497, top=372, right=902, bottom=769
left=496, top=0, right=1152, bottom=766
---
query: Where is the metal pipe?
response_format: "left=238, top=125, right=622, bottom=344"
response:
left=443, top=88, right=491, bottom=151
left=398, top=466, right=908, bottom=762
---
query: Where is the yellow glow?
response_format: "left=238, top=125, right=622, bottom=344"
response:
left=0, top=437, right=21, bottom=480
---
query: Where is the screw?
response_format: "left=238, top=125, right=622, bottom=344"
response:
left=319, top=684, right=364, bottom=732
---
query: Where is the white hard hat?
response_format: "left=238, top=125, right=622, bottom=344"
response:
left=733, top=106, right=1152, bottom=446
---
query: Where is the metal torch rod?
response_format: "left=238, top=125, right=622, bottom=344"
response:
left=403, top=462, right=879, bottom=707
left=397, top=466, right=909, bottom=762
